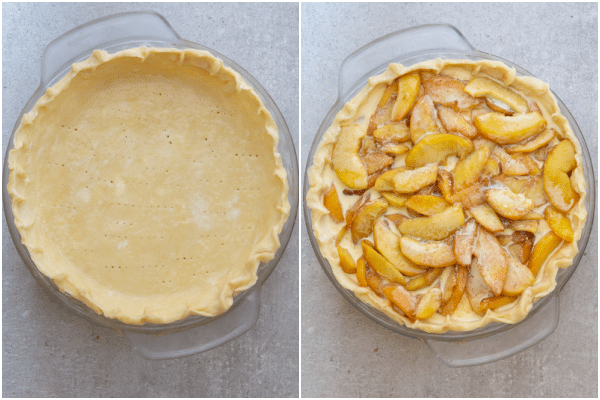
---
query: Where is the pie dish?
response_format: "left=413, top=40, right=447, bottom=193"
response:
left=306, top=58, right=587, bottom=333
left=7, top=47, right=290, bottom=325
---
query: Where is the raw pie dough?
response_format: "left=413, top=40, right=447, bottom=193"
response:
left=307, top=59, right=587, bottom=333
left=8, top=47, right=290, bottom=324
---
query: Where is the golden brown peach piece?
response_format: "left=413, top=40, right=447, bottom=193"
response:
left=480, top=295, right=517, bottom=312
left=492, top=174, right=529, bottom=194
left=436, top=105, right=478, bottom=138
left=351, top=198, right=388, bottom=243
left=332, top=124, right=369, bottom=189
left=452, top=182, right=488, bottom=210
left=356, top=257, right=368, bottom=287
left=473, top=112, right=546, bottom=145
left=385, top=213, right=407, bottom=228
left=345, top=193, right=370, bottom=227
left=362, top=151, right=395, bottom=175
left=373, top=121, right=411, bottom=143
left=391, top=72, right=421, bottom=122
left=439, top=265, right=468, bottom=316
left=502, top=253, right=535, bottom=297
left=544, top=206, right=574, bottom=242
left=399, top=237, right=456, bottom=267
left=543, top=140, right=577, bottom=212
left=473, top=228, right=508, bottom=296
left=529, top=232, right=562, bottom=278
left=485, top=188, right=534, bottom=220
left=505, top=129, right=555, bottom=154
left=405, top=268, right=444, bottom=291
left=373, top=219, right=425, bottom=277
left=405, top=133, right=474, bottom=168
left=452, top=145, right=491, bottom=191
left=380, top=192, right=410, bottom=208
left=380, top=143, right=410, bottom=155
left=469, top=203, right=504, bottom=233
left=466, top=259, right=495, bottom=314
left=464, top=77, right=528, bottom=114
left=362, top=241, right=406, bottom=285
left=323, top=184, right=344, bottom=223
left=374, top=168, right=405, bottom=192
left=422, top=75, right=482, bottom=110
left=382, top=284, right=418, bottom=321
left=404, top=194, right=449, bottom=216
left=508, top=220, right=538, bottom=234
left=437, top=169, right=454, bottom=203
left=482, top=158, right=501, bottom=177
left=522, top=175, right=548, bottom=207
left=453, top=218, right=478, bottom=266
left=336, top=245, right=357, bottom=274
left=409, top=95, right=442, bottom=144
left=393, top=163, right=439, bottom=194
left=365, top=266, right=384, bottom=296
left=416, top=287, right=443, bottom=320
left=399, top=203, right=465, bottom=241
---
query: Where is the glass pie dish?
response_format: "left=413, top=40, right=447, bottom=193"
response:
left=303, top=24, right=594, bottom=366
left=3, top=11, right=299, bottom=360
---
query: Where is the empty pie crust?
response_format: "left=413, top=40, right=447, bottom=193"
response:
left=307, top=59, right=587, bottom=333
left=8, top=47, right=290, bottom=324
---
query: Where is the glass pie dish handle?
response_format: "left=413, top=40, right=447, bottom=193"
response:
left=122, top=289, right=261, bottom=360
left=40, top=11, right=181, bottom=86
left=338, top=24, right=477, bottom=99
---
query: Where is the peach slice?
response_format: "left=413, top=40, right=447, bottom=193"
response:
left=451, top=182, right=487, bottom=210
left=422, top=75, right=482, bottom=110
left=543, top=140, right=577, bottom=212
left=416, top=287, right=443, bottom=320
left=473, top=228, right=508, bottom=296
left=480, top=295, right=517, bottom=312
left=385, top=213, right=407, bottom=228
left=453, top=218, right=478, bottom=266
left=399, top=237, right=456, bottom=267
left=405, top=268, right=444, bottom=291
left=335, top=226, right=347, bottom=246
left=374, top=168, right=405, bottom=192
left=469, top=203, right=504, bottom=233
left=528, top=231, right=562, bottom=277
left=373, top=219, right=425, bottom=277
left=373, top=121, right=411, bottom=143
left=473, top=112, right=547, bottom=145
left=380, top=192, right=410, bottom=208
left=544, top=206, right=574, bottom=242
left=336, top=245, right=357, bottom=274
left=323, top=184, right=344, bottom=223
left=380, top=143, right=410, bottom=155
left=502, top=253, right=535, bottom=297
left=439, top=265, right=468, bottom=316
left=466, top=259, right=495, bottom=314
left=351, top=198, right=388, bottom=243
left=441, top=266, right=456, bottom=304
left=332, top=124, right=370, bottom=189
left=436, top=105, right=478, bottom=138
left=345, top=193, right=370, bottom=227
left=485, top=98, right=514, bottom=115
left=482, top=158, right=501, bottom=177
left=405, top=194, right=449, bottom=216
left=409, top=95, right=442, bottom=144
left=362, top=241, right=407, bottom=285
left=399, top=203, right=465, bottom=241
left=356, top=257, right=368, bottom=287
left=366, top=83, right=398, bottom=135
left=508, top=220, right=538, bottom=234
left=405, top=133, right=474, bottom=168
left=522, top=175, right=548, bottom=207
left=485, top=188, right=534, bottom=220
left=505, top=129, right=555, bottom=154
left=365, top=266, right=384, bottom=296
left=494, top=147, right=540, bottom=176
left=452, top=145, right=491, bottom=191
left=393, top=163, right=439, bottom=194
left=463, top=77, right=528, bottom=114
left=492, top=174, right=529, bottom=194
left=382, top=284, right=417, bottom=321
left=362, top=151, right=395, bottom=175
left=391, top=72, right=421, bottom=122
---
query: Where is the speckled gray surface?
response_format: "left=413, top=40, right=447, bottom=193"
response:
left=301, top=2, right=597, bottom=397
left=3, top=2, right=299, bottom=397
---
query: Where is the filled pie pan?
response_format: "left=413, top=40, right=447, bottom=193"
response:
left=303, top=24, right=594, bottom=367
left=3, top=11, right=298, bottom=360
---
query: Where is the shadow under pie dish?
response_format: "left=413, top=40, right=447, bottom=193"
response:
left=306, top=59, right=587, bottom=334
left=7, top=47, right=290, bottom=325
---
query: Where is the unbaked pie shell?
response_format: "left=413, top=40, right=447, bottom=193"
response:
left=8, top=47, right=290, bottom=325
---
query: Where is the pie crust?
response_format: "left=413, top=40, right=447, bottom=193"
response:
left=307, top=59, right=587, bottom=333
left=8, top=47, right=290, bottom=324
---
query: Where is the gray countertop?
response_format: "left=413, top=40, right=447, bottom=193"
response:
left=2, top=3, right=299, bottom=397
left=301, top=2, right=597, bottom=397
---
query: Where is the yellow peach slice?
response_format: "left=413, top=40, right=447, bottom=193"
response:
left=485, top=188, right=534, bottom=220
left=441, top=266, right=456, bottom=304
left=332, top=124, right=369, bottom=188
left=373, top=122, right=411, bottom=143
left=385, top=213, right=407, bottom=228
left=373, top=219, right=425, bottom=277
left=452, top=145, right=491, bottom=191
left=469, top=203, right=504, bottom=233
left=436, top=105, right=478, bottom=138
left=473, top=112, right=547, bottom=145
left=399, top=237, right=456, bottom=267
left=391, top=72, right=421, bottom=122
left=356, top=257, right=368, bottom=287
left=365, top=266, right=384, bottom=296
left=380, top=143, right=410, bottom=155
left=405, top=133, right=474, bottom=168
left=382, top=284, right=417, bottom=321
left=351, top=198, right=388, bottom=243
left=505, top=129, right=555, bottom=154
left=453, top=218, right=478, bottom=266
left=362, top=241, right=406, bottom=285
left=544, top=206, right=574, bottom=242
left=335, top=226, right=347, bottom=245
left=529, top=232, right=563, bottom=277
left=422, top=75, right=482, bottom=110
left=439, top=265, right=468, bottom=316
left=404, top=194, right=449, bottom=216
left=362, top=151, right=395, bottom=175
left=336, top=245, right=357, bottom=274
left=405, top=268, right=444, bottom=291
left=522, top=175, right=548, bottom=207
left=345, top=193, right=370, bottom=227
left=508, top=233, right=534, bottom=264
left=393, top=163, right=439, bottom=194
left=473, top=228, right=508, bottom=296
left=380, top=192, right=410, bottom=208
left=323, top=184, right=344, bottom=223
left=482, top=158, right=501, bottom=177
left=492, top=175, right=529, bottom=194
left=409, top=95, right=442, bottom=144
left=543, top=140, right=577, bottom=212
left=416, top=287, right=443, bottom=320
left=464, top=77, right=528, bottom=114
left=399, top=203, right=465, bottom=241
left=480, top=296, right=517, bottom=312
left=452, top=182, right=488, bottom=210
left=466, top=259, right=495, bottom=314
left=374, top=168, right=405, bottom=192
left=508, top=219, right=538, bottom=234
left=485, top=98, right=514, bottom=115
left=437, top=169, right=454, bottom=203
left=502, top=253, right=535, bottom=297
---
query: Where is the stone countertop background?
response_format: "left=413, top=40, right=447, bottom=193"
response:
left=301, top=2, right=597, bottom=397
left=2, top=2, right=299, bottom=397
